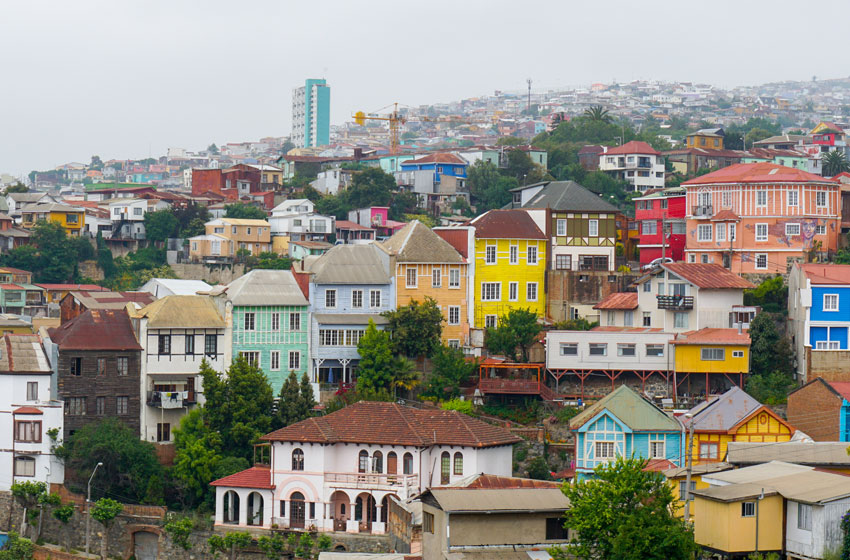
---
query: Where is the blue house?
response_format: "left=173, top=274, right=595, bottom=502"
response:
left=302, top=244, right=394, bottom=387
left=788, top=264, right=850, bottom=383
left=570, top=385, right=682, bottom=479
left=400, top=152, right=468, bottom=184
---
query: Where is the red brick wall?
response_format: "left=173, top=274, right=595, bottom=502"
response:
left=787, top=380, right=842, bottom=441
left=192, top=169, right=223, bottom=196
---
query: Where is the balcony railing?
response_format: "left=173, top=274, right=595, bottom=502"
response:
left=692, top=205, right=713, bottom=218
left=656, top=295, right=694, bottom=310
left=147, top=390, right=195, bottom=408
left=324, top=472, right=417, bottom=492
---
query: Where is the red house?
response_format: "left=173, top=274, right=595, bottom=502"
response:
left=633, top=186, right=686, bottom=266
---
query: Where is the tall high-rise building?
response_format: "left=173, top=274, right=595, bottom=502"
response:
left=291, top=78, right=330, bottom=148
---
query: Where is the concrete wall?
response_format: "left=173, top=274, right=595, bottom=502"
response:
left=449, top=511, right=566, bottom=547
left=170, top=262, right=247, bottom=284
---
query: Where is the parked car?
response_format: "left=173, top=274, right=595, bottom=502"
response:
left=642, top=257, right=674, bottom=270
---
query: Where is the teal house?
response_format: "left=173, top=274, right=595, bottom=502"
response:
left=224, top=269, right=310, bottom=393
left=570, top=385, right=683, bottom=480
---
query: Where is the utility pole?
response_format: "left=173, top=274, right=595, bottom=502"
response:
left=755, top=488, right=764, bottom=554
left=85, top=462, right=103, bottom=556
left=683, top=414, right=695, bottom=522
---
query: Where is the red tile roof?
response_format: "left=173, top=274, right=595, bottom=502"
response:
left=13, top=406, right=43, bottom=415
left=210, top=466, right=274, bottom=489
left=604, top=140, right=660, bottom=156
left=403, top=153, right=468, bottom=165
left=710, top=210, right=740, bottom=222
left=671, top=328, right=750, bottom=346
left=591, top=326, right=665, bottom=333
left=49, top=309, right=142, bottom=351
left=662, top=263, right=755, bottom=289
left=825, top=381, right=850, bottom=402
left=683, top=162, right=834, bottom=186
left=35, top=284, right=107, bottom=292
left=643, top=459, right=678, bottom=472
left=0, top=284, right=22, bottom=290
left=335, top=220, right=374, bottom=231
left=468, top=210, right=546, bottom=240
left=593, top=292, right=638, bottom=310
left=262, top=401, right=521, bottom=448
left=799, top=264, right=850, bottom=285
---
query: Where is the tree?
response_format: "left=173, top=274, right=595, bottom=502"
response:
left=484, top=308, right=542, bottom=362
left=526, top=456, right=552, bottom=480
left=745, top=128, right=772, bottom=146
left=743, top=275, right=787, bottom=312
left=90, top=155, right=104, bottom=170
left=345, top=167, right=395, bottom=209
left=209, top=531, right=252, bottom=560
left=424, top=344, right=477, bottom=399
left=200, top=356, right=275, bottom=462
left=383, top=298, right=443, bottom=358
left=143, top=209, right=178, bottom=243
left=466, top=160, right=501, bottom=206
left=550, top=457, right=698, bottom=560
left=583, top=105, right=612, bottom=124
left=389, top=189, right=420, bottom=220
left=355, top=320, right=412, bottom=399
left=52, top=503, right=75, bottom=552
left=496, top=136, right=525, bottom=146
left=10, top=481, right=47, bottom=539
left=164, top=516, right=195, bottom=551
left=173, top=203, right=211, bottom=238
left=748, top=313, right=793, bottom=377
left=275, top=371, right=316, bottom=429
left=3, top=183, right=29, bottom=195
left=225, top=203, right=267, bottom=220
left=746, top=370, right=796, bottom=405
left=823, top=150, right=850, bottom=177
left=207, top=143, right=219, bottom=155
left=0, top=532, right=34, bottom=560
left=55, top=418, right=164, bottom=504
left=91, top=498, right=123, bottom=560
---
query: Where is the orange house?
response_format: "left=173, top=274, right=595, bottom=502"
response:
left=683, top=162, right=840, bottom=274
left=379, top=220, right=470, bottom=349
left=683, top=386, right=794, bottom=464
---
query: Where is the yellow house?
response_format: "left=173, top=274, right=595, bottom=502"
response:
left=686, top=128, right=724, bottom=149
left=189, top=218, right=272, bottom=260
left=469, top=209, right=546, bottom=329
left=664, top=462, right=734, bottom=521
left=683, top=386, right=794, bottom=465
left=20, top=203, right=85, bottom=236
left=672, top=328, right=750, bottom=399
left=379, top=220, right=470, bottom=347
left=694, top=486, right=784, bottom=556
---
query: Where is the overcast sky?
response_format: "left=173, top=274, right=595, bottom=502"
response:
left=3, top=0, right=849, bottom=176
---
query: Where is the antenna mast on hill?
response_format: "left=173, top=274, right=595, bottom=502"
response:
left=526, top=78, right=532, bottom=111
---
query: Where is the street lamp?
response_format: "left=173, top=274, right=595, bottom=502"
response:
left=85, top=462, right=103, bottom=555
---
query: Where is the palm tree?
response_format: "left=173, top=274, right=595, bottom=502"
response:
left=584, top=105, right=612, bottom=124
left=822, top=150, right=850, bottom=177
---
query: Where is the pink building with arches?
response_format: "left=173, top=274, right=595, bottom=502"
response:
left=211, top=401, right=518, bottom=534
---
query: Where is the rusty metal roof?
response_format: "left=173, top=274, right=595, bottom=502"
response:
left=0, top=334, right=52, bottom=374
left=49, top=309, right=141, bottom=351
left=683, top=162, right=835, bottom=186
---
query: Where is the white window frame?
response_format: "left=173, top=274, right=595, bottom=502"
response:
left=816, top=191, right=827, bottom=208
left=697, top=224, right=712, bottom=242
left=526, top=282, right=538, bottom=302
left=797, top=502, right=812, bottom=531
left=732, top=350, right=744, bottom=358
left=432, top=268, right=441, bottom=288
left=729, top=223, right=736, bottom=241
left=595, top=441, right=615, bottom=460
left=527, top=245, right=538, bottom=265
left=560, top=343, right=578, bottom=356
left=448, top=306, right=460, bottom=325
left=674, top=312, right=689, bottom=329
left=243, top=312, right=255, bottom=331
left=270, top=351, right=280, bottom=371
left=716, top=223, right=726, bottom=242
left=701, top=348, right=725, bottom=361
left=448, top=268, right=460, bottom=288
left=756, top=190, right=767, bottom=208
left=816, top=224, right=826, bottom=235
left=649, top=440, right=665, bottom=459
left=509, top=244, right=518, bottom=265
left=787, top=189, right=799, bottom=207
left=755, top=223, right=768, bottom=242
left=755, top=253, right=768, bottom=270
left=588, top=219, right=599, bottom=237
left=646, top=344, right=664, bottom=357
left=485, top=244, right=497, bottom=264
left=588, top=343, right=607, bottom=356
left=481, top=282, right=501, bottom=302
left=484, top=315, right=497, bottom=328
left=824, top=293, right=839, bottom=312
left=351, top=289, right=363, bottom=309
left=289, top=351, right=300, bottom=371
left=556, top=219, right=566, bottom=236
left=617, top=343, right=636, bottom=357
left=369, top=290, right=382, bottom=308
left=406, top=267, right=417, bottom=288
left=785, top=223, right=801, bottom=237
left=325, top=289, right=337, bottom=309
left=816, top=340, right=841, bottom=350
left=742, top=502, right=755, bottom=517
left=447, top=339, right=460, bottom=349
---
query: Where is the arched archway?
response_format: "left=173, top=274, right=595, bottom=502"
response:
left=223, top=490, right=240, bottom=524
left=247, top=491, right=264, bottom=526
left=358, top=450, right=369, bottom=473
left=355, top=492, right=376, bottom=532
left=380, top=494, right=394, bottom=523
left=290, top=491, right=306, bottom=529
left=329, top=490, right=349, bottom=532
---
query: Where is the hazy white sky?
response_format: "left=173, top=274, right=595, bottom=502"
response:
left=2, top=0, right=849, bottom=176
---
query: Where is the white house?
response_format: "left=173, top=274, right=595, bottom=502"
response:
left=546, top=327, right=675, bottom=375
left=130, top=296, right=228, bottom=446
left=211, top=401, right=519, bottom=534
left=6, top=193, right=57, bottom=222
left=269, top=199, right=334, bottom=244
left=598, top=140, right=665, bottom=191
left=108, top=198, right=170, bottom=240
left=310, top=168, right=353, bottom=196
left=0, top=334, right=64, bottom=491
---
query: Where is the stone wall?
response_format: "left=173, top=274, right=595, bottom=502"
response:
left=171, top=262, right=247, bottom=284
left=78, top=260, right=104, bottom=281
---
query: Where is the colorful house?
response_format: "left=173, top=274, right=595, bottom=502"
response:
left=672, top=328, right=751, bottom=397
left=570, top=385, right=682, bottom=479
left=633, top=186, right=686, bottom=266
left=220, top=270, right=310, bottom=394
left=686, top=127, right=725, bottom=150
left=399, top=152, right=468, bottom=183
left=682, top=386, right=793, bottom=465
left=379, top=220, right=470, bottom=348
left=683, top=162, right=840, bottom=274
left=189, top=218, right=272, bottom=261
left=20, top=203, right=85, bottom=236
left=663, top=462, right=733, bottom=522
left=787, top=378, right=850, bottom=441
left=469, top=209, right=546, bottom=329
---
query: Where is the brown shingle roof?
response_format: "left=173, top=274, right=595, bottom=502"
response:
left=49, top=309, right=142, bottom=351
left=662, top=263, right=755, bottom=289
left=593, top=292, right=638, bottom=310
left=468, top=209, right=545, bottom=240
left=379, top=220, right=464, bottom=264
left=262, top=401, right=521, bottom=448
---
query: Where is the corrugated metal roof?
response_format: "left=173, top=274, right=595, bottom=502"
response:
left=570, top=385, right=680, bottom=432
left=696, top=466, right=850, bottom=504
left=705, top=461, right=812, bottom=484
left=310, top=244, right=391, bottom=285
left=662, top=263, right=755, bottom=289
left=428, top=488, right=569, bottom=513
left=141, top=279, right=212, bottom=297
left=68, top=290, right=156, bottom=309
left=683, top=387, right=762, bottom=432
left=314, top=313, right=389, bottom=326
left=49, top=309, right=141, bottom=351
left=671, top=328, right=750, bottom=346
left=518, top=181, right=620, bottom=212
left=693, top=482, right=779, bottom=502
left=0, top=334, right=51, bottom=374
left=133, top=295, right=225, bottom=328
left=225, top=269, right=308, bottom=307
left=379, top=220, right=464, bottom=264
left=664, top=462, right=733, bottom=478
left=727, top=442, right=850, bottom=467
left=799, top=264, right=850, bottom=285
left=442, top=473, right=561, bottom=489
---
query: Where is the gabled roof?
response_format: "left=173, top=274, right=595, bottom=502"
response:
left=210, top=466, right=274, bottom=489
left=515, top=181, right=620, bottom=213
left=66, top=290, right=155, bottom=309
left=661, top=263, right=755, bottom=289
left=132, top=296, right=225, bottom=329
left=468, top=209, right=546, bottom=240
left=569, top=385, right=680, bottom=432
left=310, top=244, right=390, bottom=285
left=593, top=292, right=637, bottom=310
left=683, top=162, right=835, bottom=186
left=798, top=263, right=850, bottom=285
left=34, top=283, right=107, bottom=292
left=604, top=140, right=660, bottom=156
left=0, top=334, right=52, bottom=374
left=208, top=218, right=269, bottom=226
left=402, top=152, right=467, bottom=166
left=49, top=309, right=141, bottom=351
left=423, top=487, right=569, bottom=514
left=13, top=406, right=43, bottom=415
left=335, top=220, right=374, bottom=231
left=223, top=269, right=308, bottom=307
left=789, top=377, right=850, bottom=402
left=710, top=209, right=740, bottom=222
left=727, top=441, right=850, bottom=467
left=683, top=386, right=764, bottom=432
left=671, top=328, right=750, bottom=346
left=378, top=220, right=464, bottom=264
left=262, top=401, right=521, bottom=448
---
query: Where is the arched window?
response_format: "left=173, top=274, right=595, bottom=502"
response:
left=440, top=451, right=450, bottom=484
left=372, top=451, right=383, bottom=473
left=292, top=448, right=304, bottom=471
left=387, top=451, right=398, bottom=475
left=223, top=490, right=240, bottom=524
left=453, top=452, right=463, bottom=476
left=290, top=492, right=305, bottom=529
left=358, top=450, right=369, bottom=473
left=403, top=452, right=413, bottom=475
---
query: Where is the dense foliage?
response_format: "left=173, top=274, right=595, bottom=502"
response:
left=355, top=320, right=418, bottom=399
left=746, top=313, right=795, bottom=404
left=484, top=308, right=542, bottom=362
left=423, top=344, right=477, bottom=399
left=224, top=203, right=268, bottom=220
left=1, top=221, right=93, bottom=283
left=382, top=298, right=443, bottom=358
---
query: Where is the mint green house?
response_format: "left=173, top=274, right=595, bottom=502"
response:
left=742, top=150, right=810, bottom=171
left=224, top=269, right=310, bottom=393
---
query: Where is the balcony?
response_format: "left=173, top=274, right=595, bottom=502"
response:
left=324, top=472, right=418, bottom=498
left=692, top=205, right=713, bottom=218
left=656, top=294, right=694, bottom=310
left=146, top=390, right=195, bottom=408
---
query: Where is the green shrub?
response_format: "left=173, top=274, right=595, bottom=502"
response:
left=440, top=398, right=475, bottom=415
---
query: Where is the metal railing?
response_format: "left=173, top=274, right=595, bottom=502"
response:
left=692, top=205, right=713, bottom=217
left=656, top=295, right=694, bottom=310
left=324, top=472, right=417, bottom=490
left=147, top=390, right=194, bottom=408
